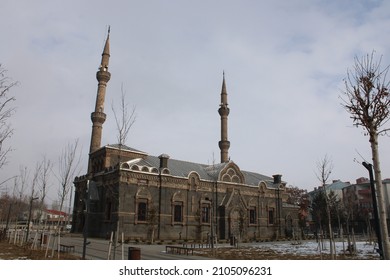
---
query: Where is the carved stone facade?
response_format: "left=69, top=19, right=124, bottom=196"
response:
left=73, top=145, right=299, bottom=241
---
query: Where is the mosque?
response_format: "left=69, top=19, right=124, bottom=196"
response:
left=72, top=31, right=299, bottom=242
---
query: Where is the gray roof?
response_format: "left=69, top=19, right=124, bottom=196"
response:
left=119, top=146, right=277, bottom=188
left=241, top=170, right=274, bottom=186
left=107, top=144, right=147, bottom=154
left=326, top=180, right=350, bottom=190
left=143, top=155, right=214, bottom=180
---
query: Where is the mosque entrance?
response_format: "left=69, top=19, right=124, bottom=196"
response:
left=229, top=209, right=240, bottom=239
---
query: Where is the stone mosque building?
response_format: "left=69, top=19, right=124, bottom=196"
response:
left=72, top=31, right=299, bottom=242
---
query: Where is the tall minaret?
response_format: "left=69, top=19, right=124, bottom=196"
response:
left=218, top=72, right=230, bottom=163
left=89, top=28, right=111, bottom=156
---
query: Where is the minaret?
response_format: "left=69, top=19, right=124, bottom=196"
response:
left=89, top=28, right=111, bottom=156
left=218, top=72, right=230, bottom=163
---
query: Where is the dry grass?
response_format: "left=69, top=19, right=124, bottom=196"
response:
left=0, top=240, right=80, bottom=260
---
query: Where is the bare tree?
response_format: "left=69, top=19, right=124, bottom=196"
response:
left=56, top=139, right=81, bottom=218
left=315, top=155, right=336, bottom=259
left=17, top=167, right=27, bottom=198
left=341, top=51, right=390, bottom=259
left=286, top=186, right=309, bottom=239
left=0, top=64, right=17, bottom=170
left=25, top=162, right=41, bottom=243
left=147, top=205, right=158, bottom=244
left=6, top=167, right=29, bottom=243
left=111, top=85, right=137, bottom=150
left=109, top=88, right=136, bottom=255
left=17, top=166, right=29, bottom=218
left=37, top=156, right=52, bottom=228
left=52, top=139, right=81, bottom=258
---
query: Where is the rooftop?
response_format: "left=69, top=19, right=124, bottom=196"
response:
left=112, top=144, right=279, bottom=188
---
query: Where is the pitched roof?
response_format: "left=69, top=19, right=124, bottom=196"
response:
left=119, top=145, right=277, bottom=188
left=45, top=209, right=68, bottom=217
left=106, top=144, right=147, bottom=154
left=326, top=180, right=350, bottom=190
left=140, top=155, right=214, bottom=180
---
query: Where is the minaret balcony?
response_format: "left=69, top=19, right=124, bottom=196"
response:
left=218, top=105, right=230, bottom=116
left=96, top=70, right=111, bottom=83
left=219, top=140, right=230, bottom=150
left=91, top=111, right=107, bottom=124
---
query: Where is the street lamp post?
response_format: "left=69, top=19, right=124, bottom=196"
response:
left=205, top=197, right=215, bottom=249
left=210, top=205, right=214, bottom=249
left=275, top=187, right=281, bottom=238
left=362, top=162, right=383, bottom=259
left=277, top=187, right=281, bottom=237
left=82, top=194, right=90, bottom=259
left=82, top=180, right=99, bottom=260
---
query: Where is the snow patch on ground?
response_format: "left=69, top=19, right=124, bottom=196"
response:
left=251, top=240, right=379, bottom=259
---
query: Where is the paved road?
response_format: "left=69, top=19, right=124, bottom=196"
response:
left=57, top=235, right=215, bottom=260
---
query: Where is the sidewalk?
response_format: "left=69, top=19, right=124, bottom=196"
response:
left=60, top=235, right=216, bottom=260
left=128, top=244, right=215, bottom=260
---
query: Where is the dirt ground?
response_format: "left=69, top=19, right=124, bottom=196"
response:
left=0, top=240, right=80, bottom=260
left=1, top=239, right=378, bottom=260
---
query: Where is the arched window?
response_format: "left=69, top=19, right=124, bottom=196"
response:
left=201, top=204, right=210, bottom=223
left=222, top=174, right=231, bottom=182
left=141, top=166, right=149, bottom=172
left=131, top=165, right=140, bottom=171
left=172, top=191, right=185, bottom=224
left=135, top=186, right=151, bottom=224
left=137, top=201, right=147, bottom=222
left=232, top=175, right=240, bottom=183
left=162, top=168, right=170, bottom=175
left=268, top=208, right=274, bottom=225
left=173, top=203, right=183, bottom=223
left=249, top=207, right=257, bottom=225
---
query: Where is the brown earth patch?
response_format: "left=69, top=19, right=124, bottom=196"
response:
left=0, top=240, right=80, bottom=260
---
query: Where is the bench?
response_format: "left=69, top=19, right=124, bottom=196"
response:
left=166, top=245, right=194, bottom=255
left=59, top=244, right=75, bottom=253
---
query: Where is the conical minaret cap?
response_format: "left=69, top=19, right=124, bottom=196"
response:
left=221, top=71, right=228, bottom=105
left=99, top=27, right=110, bottom=71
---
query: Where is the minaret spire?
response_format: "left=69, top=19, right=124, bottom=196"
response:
left=99, top=26, right=110, bottom=75
left=89, top=28, right=111, bottom=164
left=218, top=72, right=230, bottom=163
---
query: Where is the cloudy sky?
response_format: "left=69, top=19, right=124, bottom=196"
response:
left=1, top=0, right=390, bottom=206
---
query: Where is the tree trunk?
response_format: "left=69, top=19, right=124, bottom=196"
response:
left=370, top=132, right=390, bottom=259
left=325, top=197, right=335, bottom=259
